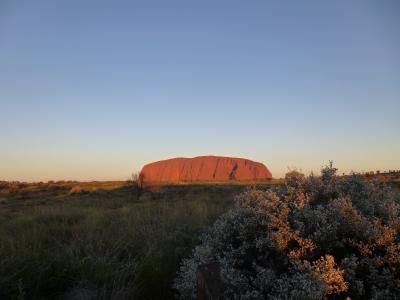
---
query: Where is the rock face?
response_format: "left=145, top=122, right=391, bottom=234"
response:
left=140, top=156, right=272, bottom=183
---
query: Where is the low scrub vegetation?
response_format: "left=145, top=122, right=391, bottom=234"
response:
left=1, top=169, right=399, bottom=299
left=175, top=163, right=400, bottom=299
left=0, top=184, right=238, bottom=299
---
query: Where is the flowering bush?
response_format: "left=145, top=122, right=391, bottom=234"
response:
left=175, top=163, right=400, bottom=299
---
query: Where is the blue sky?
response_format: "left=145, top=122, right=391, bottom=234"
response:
left=1, top=0, right=399, bottom=181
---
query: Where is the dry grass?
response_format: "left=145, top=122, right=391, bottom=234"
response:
left=0, top=181, right=250, bottom=299
left=1, top=175, right=396, bottom=299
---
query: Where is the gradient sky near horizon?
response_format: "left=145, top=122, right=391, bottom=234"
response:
left=1, top=0, right=399, bottom=181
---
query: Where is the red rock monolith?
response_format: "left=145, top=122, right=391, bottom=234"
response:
left=140, top=156, right=272, bottom=183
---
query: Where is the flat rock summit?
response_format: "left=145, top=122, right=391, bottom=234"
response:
left=140, top=156, right=272, bottom=183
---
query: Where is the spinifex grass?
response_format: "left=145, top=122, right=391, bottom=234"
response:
left=0, top=183, right=239, bottom=299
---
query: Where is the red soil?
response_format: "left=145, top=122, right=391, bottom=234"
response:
left=140, top=156, right=272, bottom=183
